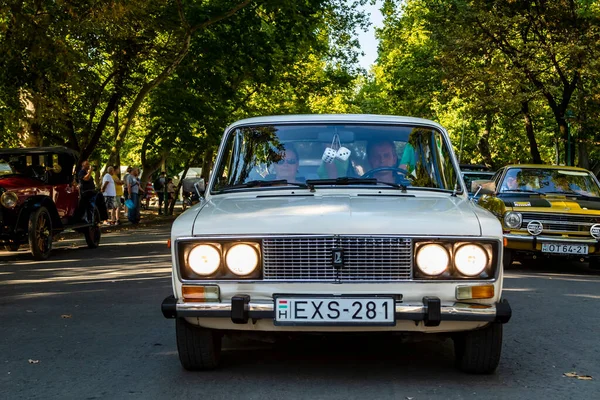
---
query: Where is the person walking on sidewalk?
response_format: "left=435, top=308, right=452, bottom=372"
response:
left=154, top=171, right=167, bottom=215
left=111, top=166, right=123, bottom=225
left=126, top=168, right=143, bottom=224
left=101, top=166, right=117, bottom=225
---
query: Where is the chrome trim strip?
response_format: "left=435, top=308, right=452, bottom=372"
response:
left=504, top=234, right=598, bottom=244
left=175, top=301, right=497, bottom=319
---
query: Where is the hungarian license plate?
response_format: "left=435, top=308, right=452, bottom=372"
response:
left=541, top=243, right=588, bottom=254
left=274, top=296, right=395, bottom=326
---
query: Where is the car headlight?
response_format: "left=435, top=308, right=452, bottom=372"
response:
left=226, top=244, right=259, bottom=276
left=416, top=244, right=449, bottom=276
left=188, top=245, right=221, bottom=276
left=504, top=212, right=522, bottom=229
left=1, top=191, right=18, bottom=208
left=454, top=244, right=488, bottom=276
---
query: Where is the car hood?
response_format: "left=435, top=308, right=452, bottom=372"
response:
left=0, top=175, right=45, bottom=190
left=191, top=192, right=483, bottom=236
left=500, top=194, right=600, bottom=213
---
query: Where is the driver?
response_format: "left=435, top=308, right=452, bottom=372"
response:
left=366, top=140, right=399, bottom=184
left=273, top=146, right=300, bottom=182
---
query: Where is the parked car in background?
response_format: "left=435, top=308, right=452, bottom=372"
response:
left=476, top=164, right=600, bottom=269
left=162, top=114, right=511, bottom=374
left=460, top=164, right=495, bottom=199
left=0, top=147, right=108, bottom=260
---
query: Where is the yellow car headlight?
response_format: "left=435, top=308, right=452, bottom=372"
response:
left=416, top=244, right=449, bottom=276
left=454, top=244, right=488, bottom=276
left=225, top=244, right=259, bottom=276
left=504, top=212, right=522, bottom=229
left=188, top=244, right=221, bottom=276
left=1, top=191, right=18, bottom=208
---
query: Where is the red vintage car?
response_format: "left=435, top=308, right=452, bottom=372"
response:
left=0, top=146, right=108, bottom=260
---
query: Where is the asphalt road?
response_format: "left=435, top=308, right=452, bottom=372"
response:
left=1, top=223, right=599, bottom=400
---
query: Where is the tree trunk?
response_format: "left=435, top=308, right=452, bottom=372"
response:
left=477, top=113, right=494, bottom=169
left=521, top=101, right=542, bottom=164
left=201, top=148, right=214, bottom=183
left=578, top=140, right=589, bottom=170
left=169, top=164, right=190, bottom=215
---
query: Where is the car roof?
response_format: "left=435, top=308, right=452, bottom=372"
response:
left=0, top=146, right=79, bottom=158
left=226, top=114, right=444, bottom=131
left=504, top=164, right=591, bottom=172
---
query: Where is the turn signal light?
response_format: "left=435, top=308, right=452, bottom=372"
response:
left=182, top=285, right=220, bottom=302
left=167, top=239, right=171, bottom=248
left=456, top=285, right=495, bottom=300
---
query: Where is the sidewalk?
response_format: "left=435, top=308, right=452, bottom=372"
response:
left=58, top=205, right=180, bottom=239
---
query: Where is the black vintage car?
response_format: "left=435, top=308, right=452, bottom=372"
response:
left=0, top=147, right=108, bottom=260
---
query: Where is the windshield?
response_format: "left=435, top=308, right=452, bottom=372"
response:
left=211, top=123, right=460, bottom=193
left=499, top=168, right=600, bottom=197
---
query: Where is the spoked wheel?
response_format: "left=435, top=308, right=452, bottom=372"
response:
left=84, top=207, right=101, bottom=248
left=28, top=207, right=53, bottom=260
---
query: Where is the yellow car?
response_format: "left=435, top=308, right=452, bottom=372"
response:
left=476, top=164, right=600, bottom=269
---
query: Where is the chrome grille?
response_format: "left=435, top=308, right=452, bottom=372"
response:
left=262, top=236, right=412, bottom=281
left=520, top=213, right=598, bottom=234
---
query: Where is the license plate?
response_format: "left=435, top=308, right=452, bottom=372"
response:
left=541, top=243, right=588, bottom=254
left=274, top=296, right=395, bottom=326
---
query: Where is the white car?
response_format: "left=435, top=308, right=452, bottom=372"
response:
left=161, top=114, right=511, bottom=373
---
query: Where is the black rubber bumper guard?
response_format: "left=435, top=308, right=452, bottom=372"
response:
left=161, top=295, right=512, bottom=326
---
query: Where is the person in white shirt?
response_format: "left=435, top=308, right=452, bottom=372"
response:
left=101, top=166, right=117, bottom=224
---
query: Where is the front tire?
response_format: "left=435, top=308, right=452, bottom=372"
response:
left=176, top=318, right=221, bottom=370
left=454, top=323, right=503, bottom=374
left=84, top=207, right=101, bottom=248
left=28, top=207, right=53, bottom=260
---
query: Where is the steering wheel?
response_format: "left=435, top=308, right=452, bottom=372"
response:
left=362, top=166, right=412, bottom=182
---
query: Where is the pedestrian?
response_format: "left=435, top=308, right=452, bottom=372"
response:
left=123, top=166, right=132, bottom=213
left=154, top=171, right=166, bottom=215
left=101, top=166, right=117, bottom=225
left=78, top=160, right=96, bottom=193
left=144, top=179, right=155, bottom=210
left=111, top=166, right=123, bottom=225
left=126, top=167, right=143, bottom=224
left=77, top=160, right=97, bottom=224
left=166, top=178, right=176, bottom=215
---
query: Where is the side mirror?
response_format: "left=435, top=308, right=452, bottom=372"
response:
left=472, top=179, right=495, bottom=194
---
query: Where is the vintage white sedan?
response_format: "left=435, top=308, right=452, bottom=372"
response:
left=161, top=114, right=511, bottom=373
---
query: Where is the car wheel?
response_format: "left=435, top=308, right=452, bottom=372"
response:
left=176, top=318, right=221, bottom=370
left=84, top=207, right=101, bottom=249
left=28, top=207, right=53, bottom=260
left=4, top=243, right=19, bottom=251
left=589, top=257, right=600, bottom=271
left=453, top=322, right=503, bottom=374
left=502, top=249, right=513, bottom=269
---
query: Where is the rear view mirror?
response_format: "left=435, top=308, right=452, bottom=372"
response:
left=193, top=180, right=205, bottom=197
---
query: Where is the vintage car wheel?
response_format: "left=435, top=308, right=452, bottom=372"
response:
left=4, top=243, right=20, bottom=251
left=454, top=322, right=502, bottom=374
left=84, top=207, right=101, bottom=249
left=28, top=207, right=53, bottom=260
left=176, top=318, right=221, bottom=370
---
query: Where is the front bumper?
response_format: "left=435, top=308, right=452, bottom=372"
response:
left=161, top=295, right=512, bottom=326
left=505, top=233, right=600, bottom=254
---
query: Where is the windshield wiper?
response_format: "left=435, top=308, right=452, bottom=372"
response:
left=305, top=177, right=407, bottom=191
left=215, top=179, right=308, bottom=193
left=502, top=189, right=540, bottom=194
